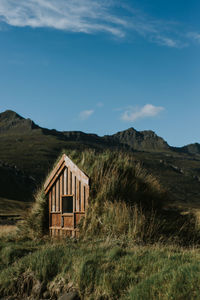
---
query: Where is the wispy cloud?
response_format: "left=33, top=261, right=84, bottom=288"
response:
left=0, top=0, right=126, bottom=37
left=79, top=109, right=94, bottom=120
left=79, top=102, right=103, bottom=120
left=0, top=0, right=196, bottom=47
left=153, top=36, right=182, bottom=48
left=121, top=104, right=164, bottom=122
left=187, top=32, right=200, bottom=43
left=97, top=102, right=104, bottom=108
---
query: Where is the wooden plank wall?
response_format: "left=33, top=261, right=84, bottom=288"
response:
left=49, top=167, right=89, bottom=214
left=51, top=213, right=61, bottom=227
left=48, top=163, right=89, bottom=236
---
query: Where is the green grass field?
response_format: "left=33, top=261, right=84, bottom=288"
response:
left=0, top=236, right=200, bottom=299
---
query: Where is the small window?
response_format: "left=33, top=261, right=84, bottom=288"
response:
left=62, top=196, right=73, bottom=213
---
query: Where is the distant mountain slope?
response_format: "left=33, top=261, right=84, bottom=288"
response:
left=0, top=109, right=200, bottom=206
left=0, top=161, right=35, bottom=202
left=182, top=143, right=200, bottom=155
left=0, top=197, right=31, bottom=217
left=104, top=127, right=170, bottom=151
left=0, top=110, right=120, bottom=182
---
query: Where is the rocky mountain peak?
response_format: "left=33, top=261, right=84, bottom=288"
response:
left=0, top=110, right=24, bottom=121
left=182, top=143, right=200, bottom=155
left=107, top=127, right=169, bottom=151
left=0, top=110, right=39, bottom=135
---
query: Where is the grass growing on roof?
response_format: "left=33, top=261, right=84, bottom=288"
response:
left=20, top=149, right=200, bottom=244
left=20, top=149, right=167, bottom=239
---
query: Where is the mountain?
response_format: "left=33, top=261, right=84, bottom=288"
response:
left=104, top=127, right=170, bottom=151
left=0, top=110, right=39, bottom=135
left=0, top=110, right=121, bottom=193
left=182, top=143, right=200, bottom=155
left=0, top=109, right=200, bottom=206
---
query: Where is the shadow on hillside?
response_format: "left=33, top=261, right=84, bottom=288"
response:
left=155, top=207, right=200, bottom=245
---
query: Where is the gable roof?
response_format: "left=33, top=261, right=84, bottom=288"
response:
left=44, top=154, right=89, bottom=194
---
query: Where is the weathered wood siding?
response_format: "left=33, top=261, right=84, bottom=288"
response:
left=45, top=155, right=89, bottom=237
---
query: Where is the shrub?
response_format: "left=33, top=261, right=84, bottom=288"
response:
left=18, top=188, right=48, bottom=238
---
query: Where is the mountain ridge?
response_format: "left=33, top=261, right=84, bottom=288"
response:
left=1, top=109, right=199, bottom=153
left=1, top=109, right=200, bottom=206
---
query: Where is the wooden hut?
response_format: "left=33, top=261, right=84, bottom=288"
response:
left=44, top=154, right=89, bottom=237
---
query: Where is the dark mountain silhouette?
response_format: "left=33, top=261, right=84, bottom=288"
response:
left=0, top=109, right=200, bottom=205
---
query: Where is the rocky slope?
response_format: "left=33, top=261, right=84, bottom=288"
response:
left=0, top=110, right=39, bottom=134
left=182, top=143, right=200, bottom=155
left=104, top=127, right=170, bottom=151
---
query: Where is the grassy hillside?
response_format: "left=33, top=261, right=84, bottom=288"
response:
left=0, top=130, right=122, bottom=185
left=0, top=161, right=35, bottom=202
left=0, top=197, right=32, bottom=216
left=0, top=149, right=200, bottom=299
left=1, top=133, right=200, bottom=206
left=133, top=150, right=200, bottom=206
left=21, top=149, right=200, bottom=244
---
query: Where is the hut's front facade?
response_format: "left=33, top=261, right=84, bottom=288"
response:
left=44, top=154, right=89, bottom=237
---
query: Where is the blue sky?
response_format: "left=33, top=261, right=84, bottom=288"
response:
left=0, top=0, right=200, bottom=147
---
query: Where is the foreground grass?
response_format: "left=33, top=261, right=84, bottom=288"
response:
left=0, top=236, right=200, bottom=299
left=0, top=225, right=17, bottom=238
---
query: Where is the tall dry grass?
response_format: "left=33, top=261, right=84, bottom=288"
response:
left=80, top=200, right=160, bottom=243
left=0, top=225, right=17, bottom=238
left=19, top=149, right=200, bottom=244
left=18, top=188, right=48, bottom=239
left=70, top=149, right=166, bottom=208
